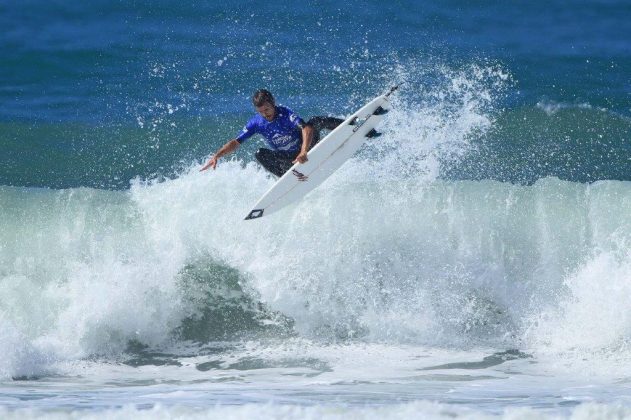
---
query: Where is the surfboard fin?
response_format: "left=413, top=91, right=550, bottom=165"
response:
left=373, top=106, right=388, bottom=115
left=245, top=209, right=264, bottom=220
left=365, top=129, right=381, bottom=138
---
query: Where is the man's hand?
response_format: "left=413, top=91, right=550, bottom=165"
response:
left=200, top=139, right=241, bottom=172
left=200, top=156, right=218, bottom=171
left=293, top=151, right=308, bottom=164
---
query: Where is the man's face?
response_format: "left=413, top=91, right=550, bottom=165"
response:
left=256, top=102, right=276, bottom=122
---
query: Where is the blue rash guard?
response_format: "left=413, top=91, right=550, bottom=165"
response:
left=235, top=105, right=305, bottom=153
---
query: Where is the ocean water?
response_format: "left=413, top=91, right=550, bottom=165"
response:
left=1, top=1, right=631, bottom=419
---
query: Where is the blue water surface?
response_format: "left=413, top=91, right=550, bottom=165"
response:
left=1, top=0, right=629, bottom=187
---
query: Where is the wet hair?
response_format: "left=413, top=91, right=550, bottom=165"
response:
left=252, top=89, right=275, bottom=107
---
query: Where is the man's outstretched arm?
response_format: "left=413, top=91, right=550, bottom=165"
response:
left=200, top=139, right=240, bottom=171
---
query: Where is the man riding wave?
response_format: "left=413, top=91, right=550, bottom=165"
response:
left=200, top=89, right=342, bottom=177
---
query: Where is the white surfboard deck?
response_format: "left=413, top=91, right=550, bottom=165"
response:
left=245, top=86, right=398, bottom=220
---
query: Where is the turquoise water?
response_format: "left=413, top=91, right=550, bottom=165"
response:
left=1, top=1, right=631, bottom=419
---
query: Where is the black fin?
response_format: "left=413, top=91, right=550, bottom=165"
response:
left=373, top=106, right=388, bottom=115
left=245, top=209, right=264, bottom=220
left=365, top=129, right=381, bottom=138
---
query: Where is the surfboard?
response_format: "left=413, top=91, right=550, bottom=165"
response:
left=245, top=85, right=399, bottom=220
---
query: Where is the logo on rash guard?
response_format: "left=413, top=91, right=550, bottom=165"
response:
left=271, top=134, right=298, bottom=150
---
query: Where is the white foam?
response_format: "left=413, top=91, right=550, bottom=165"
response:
left=524, top=249, right=631, bottom=372
left=2, top=401, right=631, bottom=420
left=0, top=313, right=49, bottom=379
left=536, top=99, right=606, bottom=116
left=2, top=174, right=631, bottom=379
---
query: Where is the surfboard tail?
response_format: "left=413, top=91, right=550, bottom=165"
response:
left=245, top=209, right=264, bottom=220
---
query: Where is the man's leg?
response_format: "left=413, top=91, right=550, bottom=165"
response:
left=306, top=116, right=344, bottom=147
left=307, top=116, right=345, bottom=133
left=255, top=148, right=295, bottom=177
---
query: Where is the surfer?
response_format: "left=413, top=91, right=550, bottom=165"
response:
left=200, top=89, right=342, bottom=177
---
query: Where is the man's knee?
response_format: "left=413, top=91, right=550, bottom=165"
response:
left=306, top=117, right=323, bottom=131
left=255, top=148, right=270, bottom=164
